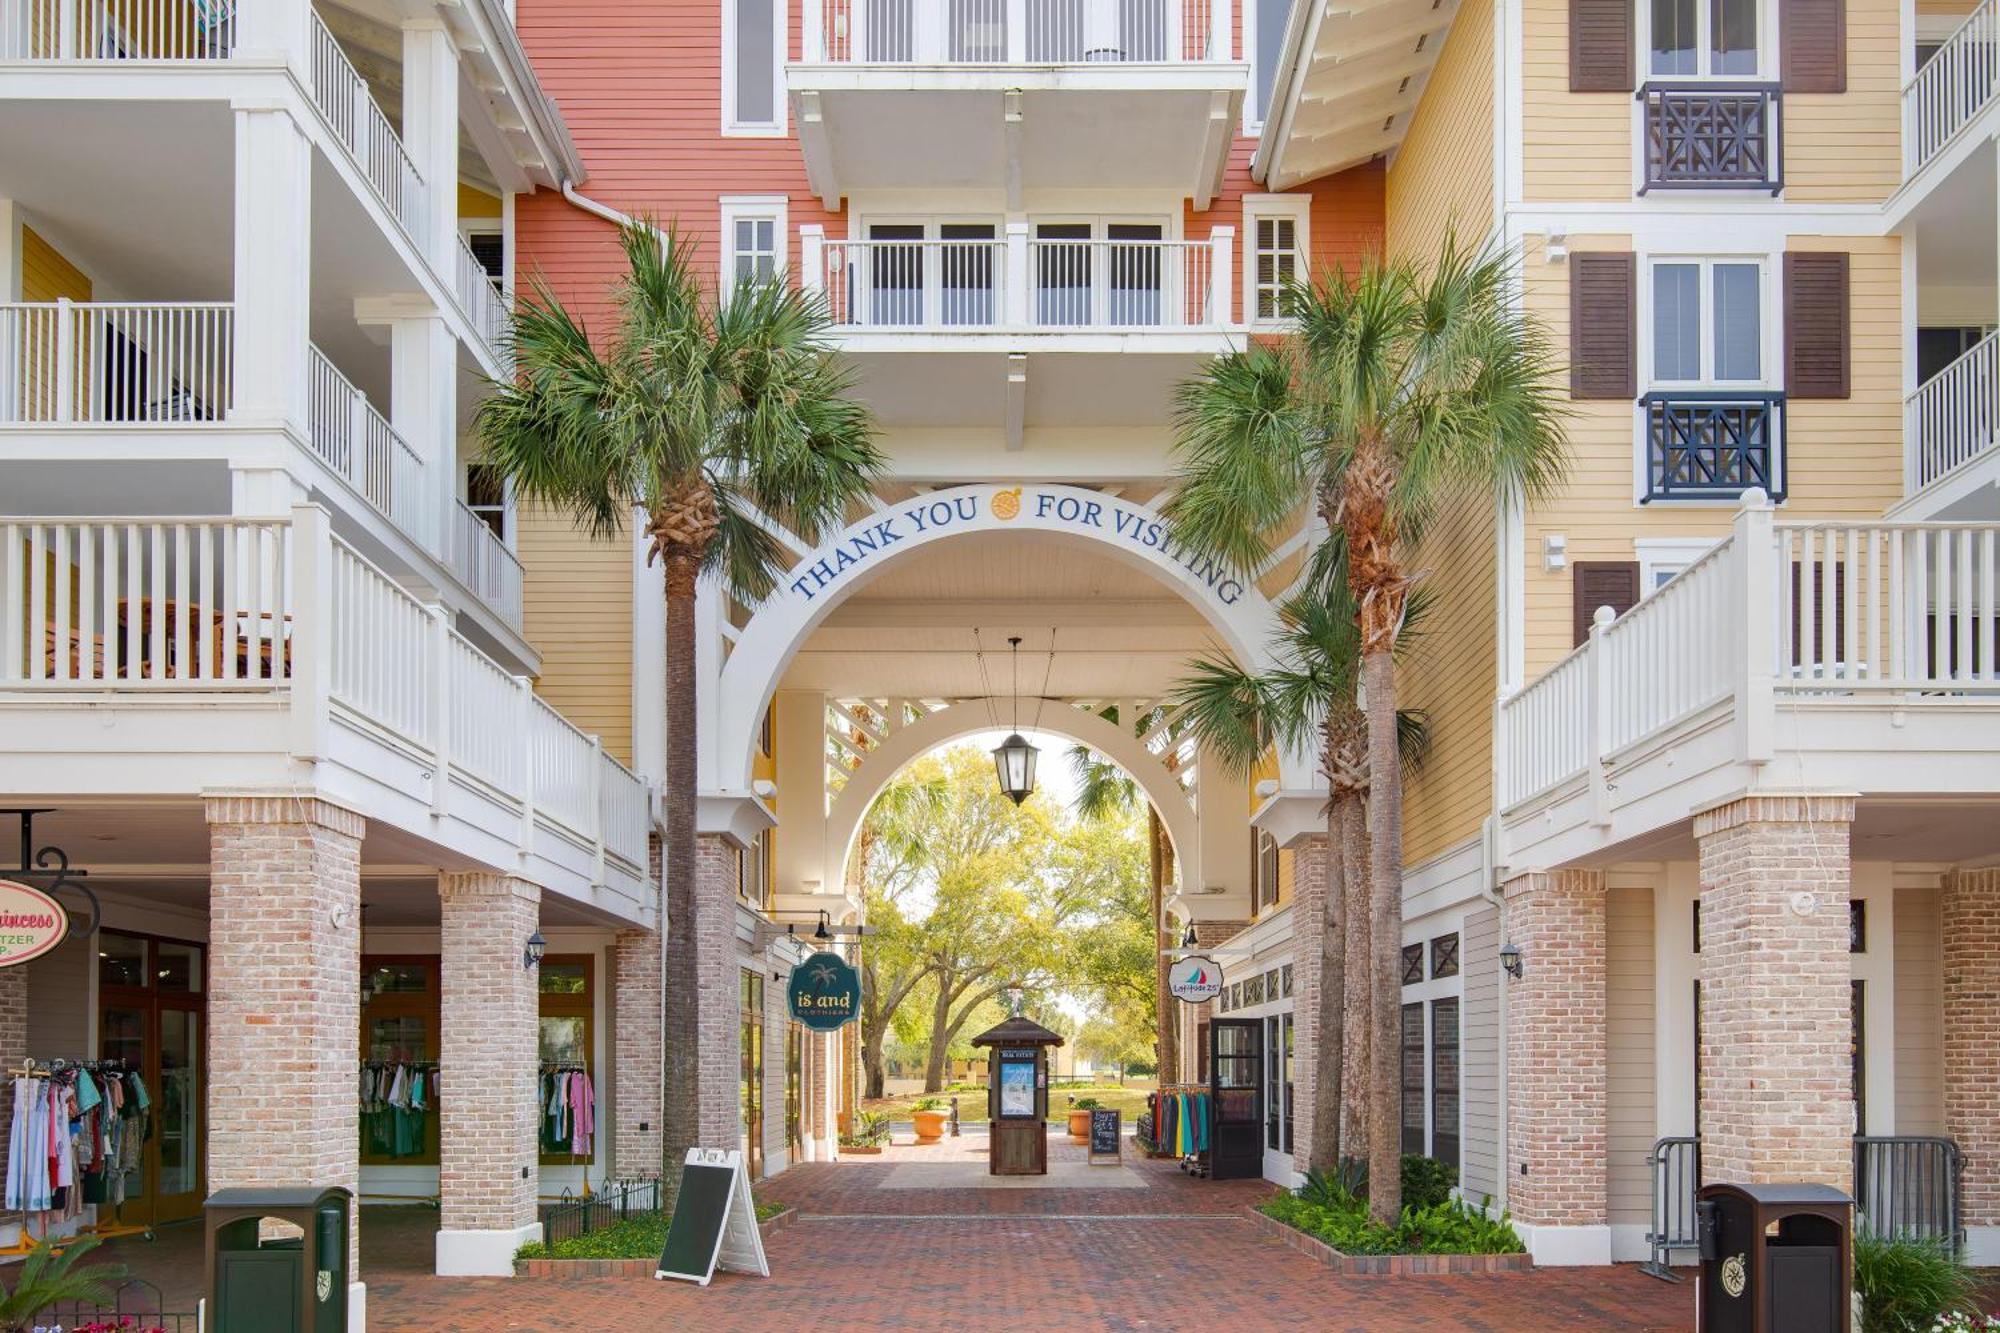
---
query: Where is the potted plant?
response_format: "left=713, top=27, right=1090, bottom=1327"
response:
left=840, top=1110, right=892, bottom=1156
left=1068, top=1096, right=1102, bottom=1142
left=910, top=1097, right=949, bottom=1144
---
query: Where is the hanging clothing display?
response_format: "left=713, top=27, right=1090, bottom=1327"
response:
left=359, top=1061, right=434, bottom=1159
left=539, top=1065, right=595, bottom=1157
left=1147, top=1088, right=1211, bottom=1158
left=5, top=1061, right=148, bottom=1220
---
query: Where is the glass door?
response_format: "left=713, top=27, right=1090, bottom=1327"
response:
left=786, top=1023, right=804, bottom=1164
left=96, top=931, right=207, bottom=1226
left=1208, top=1018, right=1262, bottom=1180
left=740, top=971, right=764, bottom=1179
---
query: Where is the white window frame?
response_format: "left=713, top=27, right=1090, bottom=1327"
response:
left=1242, top=0, right=1289, bottom=133
left=1399, top=920, right=1464, bottom=1164
left=1640, top=254, right=1775, bottom=391
left=1637, top=0, right=1776, bottom=80
left=720, top=196, right=789, bottom=293
left=1242, top=193, right=1309, bottom=329
left=1635, top=536, right=1723, bottom=594
left=722, top=0, right=787, bottom=136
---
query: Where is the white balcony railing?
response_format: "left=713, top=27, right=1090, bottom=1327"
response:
left=451, top=500, right=524, bottom=626
left=1499, top=495, right=2000, bottom=809
left=806, top=0, right=1226, bottom=62
left=809, top=229, right=1231, bottom=332
left=1906, top=330, right=1998, bottom=492
left=307, top=346, right=431, bottom=549
left=1903, top=0, right=2000, bottom=176
left=0, top=512, right=652, bottom=875
left=454, top=233, right=510, bottom=359
left=0, top=0, right=236, bottom=60
left=310, top=13, right=428, bottom=244
left=0, top=301, right=233, bottom=424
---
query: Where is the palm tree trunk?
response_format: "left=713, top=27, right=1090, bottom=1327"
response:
left=1339, top=789, right=1370, bottom=1161
left=1362, top=646, right=1404, bottom=1226
left=1310, top=749, right=1345, bottom=1172
left=660, top=556, right=702, bottom=1207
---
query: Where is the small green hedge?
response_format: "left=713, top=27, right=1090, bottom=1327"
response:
left=516, top=1202, right=786, bottom=1262
left=1260, top=1191, right=1525, bottom=1257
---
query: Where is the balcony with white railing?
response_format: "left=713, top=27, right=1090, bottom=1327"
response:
left=1903, top=0, right=2000, bottom=181
left=806, top=0, right=1227, bottom=63
left=1902, top=330, right=2000, bottom=513
left=451, top=500, right=524, bottom=628
left=0, top=0, right=237, bottom=60
left=1499, top=492, right=2000, bottom=869
left=307, top=345, right=434, bottom=552
left=0, top=508, right=654, bottom=917
left=309, top=11, right=429, bottom=247
left=454, top=232, right=510, bottom=362
left=0, top=300, right=234, bottom=424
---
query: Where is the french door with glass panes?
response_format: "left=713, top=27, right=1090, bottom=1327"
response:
left=97, top=930, right=206, bottom=1226
left=1263, top=1013, right=1294, bottom=1177
left=859, top=222, right=999, bottom=328
left=1033, top=221, right=1170, bottom=329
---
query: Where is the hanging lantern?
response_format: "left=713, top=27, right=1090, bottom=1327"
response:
left=992, top=731, right=1039, bottom=805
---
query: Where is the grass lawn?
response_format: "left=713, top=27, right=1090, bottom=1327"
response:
left=863, top=1081, right=1155, bottom=1127
left=515, top=1201, right=787, bottom=1261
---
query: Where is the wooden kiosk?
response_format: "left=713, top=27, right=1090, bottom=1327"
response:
left=971, top=1015, right=1064, bottom=1176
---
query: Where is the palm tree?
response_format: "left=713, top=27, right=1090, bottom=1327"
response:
left=1172, top=582, right=1428, bottom=1176
left=1165, top=234, right=1565, bottom=1222
left=475, top=220, right=884, bottom=1201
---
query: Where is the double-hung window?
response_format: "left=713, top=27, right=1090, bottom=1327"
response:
left=1648, top=0, right=1759, bottom=77
left=722, top=197, right=787, bottom=294
left=1650, top=258, right=1764, bottom=386
left=1643, top=257, right=1779, bottom=501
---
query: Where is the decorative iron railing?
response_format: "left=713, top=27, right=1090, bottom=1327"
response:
left=1639, top=83, right=1782, bottom=193
left=1855, top=1136, right=1964, bottom=1250
left=1642, top=390, right=1785, bottom=503
left=540, top=1176, right=663, bottom=1250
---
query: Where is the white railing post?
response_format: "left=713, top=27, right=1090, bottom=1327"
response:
left=1005, top=223, right=1031, bottom=327
left=1208, top=226, right=1233, bottom=328
left=914, top=0, right=942, bottom=61
left=427, top=604, right=451, bottom=815
left=800, top=225, right=826, bottom=298
left=57, top=0, right=75, bottom=59
left=516, top=675, right=537, bottom=859
left=1007, top=0, right=1027, bottom=60
left=1585, top=605, right=1614, bottom=828
left=805, top=0, right=825, bottom=60
left=1734, top=487, right=1776, bottom=766
left=1209, top=0, right=1230, bottom=60
left=590, top=734, right=607, bottom=887
left=52, top=298, right=73, bottom=423
left=288, top=504, right=332, bottom=761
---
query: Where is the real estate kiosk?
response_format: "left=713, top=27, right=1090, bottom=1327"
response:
left=971, top=1015, right=1064, bottom=1176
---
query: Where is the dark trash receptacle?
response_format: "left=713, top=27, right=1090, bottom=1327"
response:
left=1695, top=1182, right=1852, bottom=1333
left=205, top=1185, right=351, bottom=1333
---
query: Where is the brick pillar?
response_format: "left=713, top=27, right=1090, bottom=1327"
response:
left=1694, top=795, right=1854, bottom=1191
left=0, top=967, right=24, bottom=1191
left=764, top=954, right=787, bottom=1176
left=1944, top=867, right=2000, bottom=1248
left=1289, top=836, right=1329, bottom=1176
left=611, top=926, right=663, bottom=1180
left=1504, top=869, right=1608, bottom=1264
left=206, top=794, right=363, bottom=1281
left=435, top=872, right=542, bottom=1276
left=694, top=835, right=741, bottom=1150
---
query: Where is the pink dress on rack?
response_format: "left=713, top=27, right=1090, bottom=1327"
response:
left=568, top=1071, right=594, bottom=1157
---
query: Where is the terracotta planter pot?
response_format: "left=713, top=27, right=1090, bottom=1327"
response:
left=1067, top=1109, right=1092, bottom=1141
left=911, top=1109, right=948, bottom=1143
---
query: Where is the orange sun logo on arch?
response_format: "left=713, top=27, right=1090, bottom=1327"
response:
left=991, top=487, right=1022, bottom=520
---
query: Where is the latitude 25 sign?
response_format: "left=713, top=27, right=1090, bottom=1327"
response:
left=1168, top=955, right=1223, bottom=1004
left=787, top=951, right=861, bottom=1032
left=0, top=880, right=68, bottom=969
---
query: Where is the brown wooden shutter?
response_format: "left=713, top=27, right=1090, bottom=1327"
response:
left=1570, top=252, right=1637, bottom=400
left=1573, top=561, right=1641, bottom=645
left=1785, top=252, right=1850, bottom=399
left=1570, top=0, right=1634, bottom=92
left=1781, top=0, right=1846, bottom=93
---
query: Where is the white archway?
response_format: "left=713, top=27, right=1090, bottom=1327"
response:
left=822, top=697, right=1198, bottom=895
left=710, top=483, right=1313, bottom=792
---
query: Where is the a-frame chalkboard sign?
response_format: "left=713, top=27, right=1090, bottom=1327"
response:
left=655, top=1147, right=770, bottom=1286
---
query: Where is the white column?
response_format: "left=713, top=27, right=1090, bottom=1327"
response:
left=1208, top=225, right=1234, bottom=329
left=0, top=199, right=19, bottom=301
left=633, top=519, right=667, bottom=782
left=235, top=0, right=311, bottom=72
left=232, top=104, right=312, bottom=434
left=401, top=21, right=461, bottom=275
left=394, top=314, right=456, bottom=557
left=1004, top=223, right=1031, bottom=327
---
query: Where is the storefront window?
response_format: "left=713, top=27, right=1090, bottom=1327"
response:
left=155, top=941, right=203, bottom=992
left=98, top=932, right=148, bottom=988
left=741, top=970, right=765, bottom=1177
left=1430, top=999, right=1459, bottom=1167
left=540, top=954, right=595, bottom=1165
left=360, top=956, right=439, bottom=1165
left=1400, top=1002, right=1425, bottom=1155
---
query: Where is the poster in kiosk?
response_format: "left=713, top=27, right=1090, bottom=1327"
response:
left=970, top=1014, right=1065, bottom=1176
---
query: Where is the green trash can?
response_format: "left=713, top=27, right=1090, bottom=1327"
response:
left=205, top=1185, right=351, bottom=1333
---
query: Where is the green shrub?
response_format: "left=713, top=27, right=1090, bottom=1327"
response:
left=1073, top=1097, right=1103, bottom=1110
left=1854, top=1232, right=1980, bottom=1333
left=912, top=1097, right=945, bottom=1112
left=1300, top=1158, right=1368, bottom=1210
left=1399, top=1196, right=1524, bottom=1255
left=1401, top=1155, right=1459, bottom=1212
left=1259, top=1186, right=1523, bottom=1257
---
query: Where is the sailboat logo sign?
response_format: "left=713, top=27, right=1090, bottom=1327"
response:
left=1168, top=955, right=1224, bottom=1004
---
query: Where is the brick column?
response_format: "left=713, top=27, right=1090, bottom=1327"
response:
left=764, top=955, right=787, bottom=1176
left=1944, top=867, right=2000, bottom=1252
left=611, top=926, right=664, bottom=1180
left=435, top=872, right=542, bottom=1276
left=1694, top=795, right=1854, bottom=1191
left=1289, top=836, right=1329, bottom=1177
left=1504, top=869, right=1609, bottom=1264
left=206, top=795, right=363, bottom=1281
left=694, top=835, right=741, bottom=1151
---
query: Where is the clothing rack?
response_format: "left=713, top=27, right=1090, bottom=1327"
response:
left=1149, top=1084, right=1214, bottom=1178
left=3, top=1056, right=153, bottom=1253
left=539, top=1062, right=596, bottom=1196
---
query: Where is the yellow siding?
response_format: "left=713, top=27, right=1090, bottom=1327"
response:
left=460, top=183, right=503, bottom=219
left=1520, top=0, right=1629, bottom=202
left=519, top=506, right=635, bottom=765
left=1918, top=0, right=1975, bottom=14
left=1519, top=234, right=1905, bottom=679
left=22, top=226, right=90, bottom=303
left=1385, top=0, right=1495, bottom=256
left=1784, top=0, right=1901, bottom=202
left=1400, top=485, right=1497, bottom=865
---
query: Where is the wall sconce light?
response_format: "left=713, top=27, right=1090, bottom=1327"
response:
left=1545, top=230, right=1568, bottom=264
left=1542, top=533, right=1567, bottom=573
left=814, top=911, right=832, bottom=944
left=1181, top=923, right=1199, bottom=949
left=1500, top=941, right=1524, bottom=979
left=523, top=931, right=547, bottom=971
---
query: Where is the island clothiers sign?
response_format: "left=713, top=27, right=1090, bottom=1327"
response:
left=0, top=880, right=68, bottom=969
left=787, top=951, right=862, bottom=1032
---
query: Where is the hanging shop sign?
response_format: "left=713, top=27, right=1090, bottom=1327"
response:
left=0, top=880, right=68, bottom=969
left=1167, top=955, right=1224, bottom=1004
left=786, top=951, right=862, bottom=1032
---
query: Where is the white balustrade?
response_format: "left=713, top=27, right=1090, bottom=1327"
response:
left=328, top=536, right=434, bottom=747
left=1499, top=645, right=1592, bottom=808
left=529, top=696, right=597, bottom=835
left=0, top=517, right=291, bottom=686
left=821, top=237, right=1007, bottom=328
left=600, top=752, right=652, bottom=865
left=307, top=346, right=431, bottom=549
left=1903, top=0, right=2000, bottom=176
left=1598, top=537, right=1739, bottom=752
left=310, top=13, right=428, bottom=243
left=455, top=233, right=510, bottom=359
left=1028, top=237, right=1215, bottom=329
left=0, top=0, right=237, bottom=60
left=1906, top=330, right=1998, bottom=492
left=451, top=501, right=525, bottom=626
left=448, top=629, right=525, bottom=791
left=808, top=0, right=1218, bottom=61
left=0, top=302, right=233, bottom=425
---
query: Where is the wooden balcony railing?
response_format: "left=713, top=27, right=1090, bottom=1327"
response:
left=1642, top=390, right=1785, bottom=503
left=1639, top=82, right=1782, bottom=193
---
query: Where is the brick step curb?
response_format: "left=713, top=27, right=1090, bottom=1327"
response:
left=1243, top=1207, right=1534, bottom=1275
left=514, top=1207, right=796, bottom=1279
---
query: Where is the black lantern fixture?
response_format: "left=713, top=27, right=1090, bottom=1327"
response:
left=1181, top=922, right=1199, bottom=949
left=813, top=910, right=833, bottom=943
left=992, top=636, right=1039, bottom=805
left=523, top=931, right=548, bottom=971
